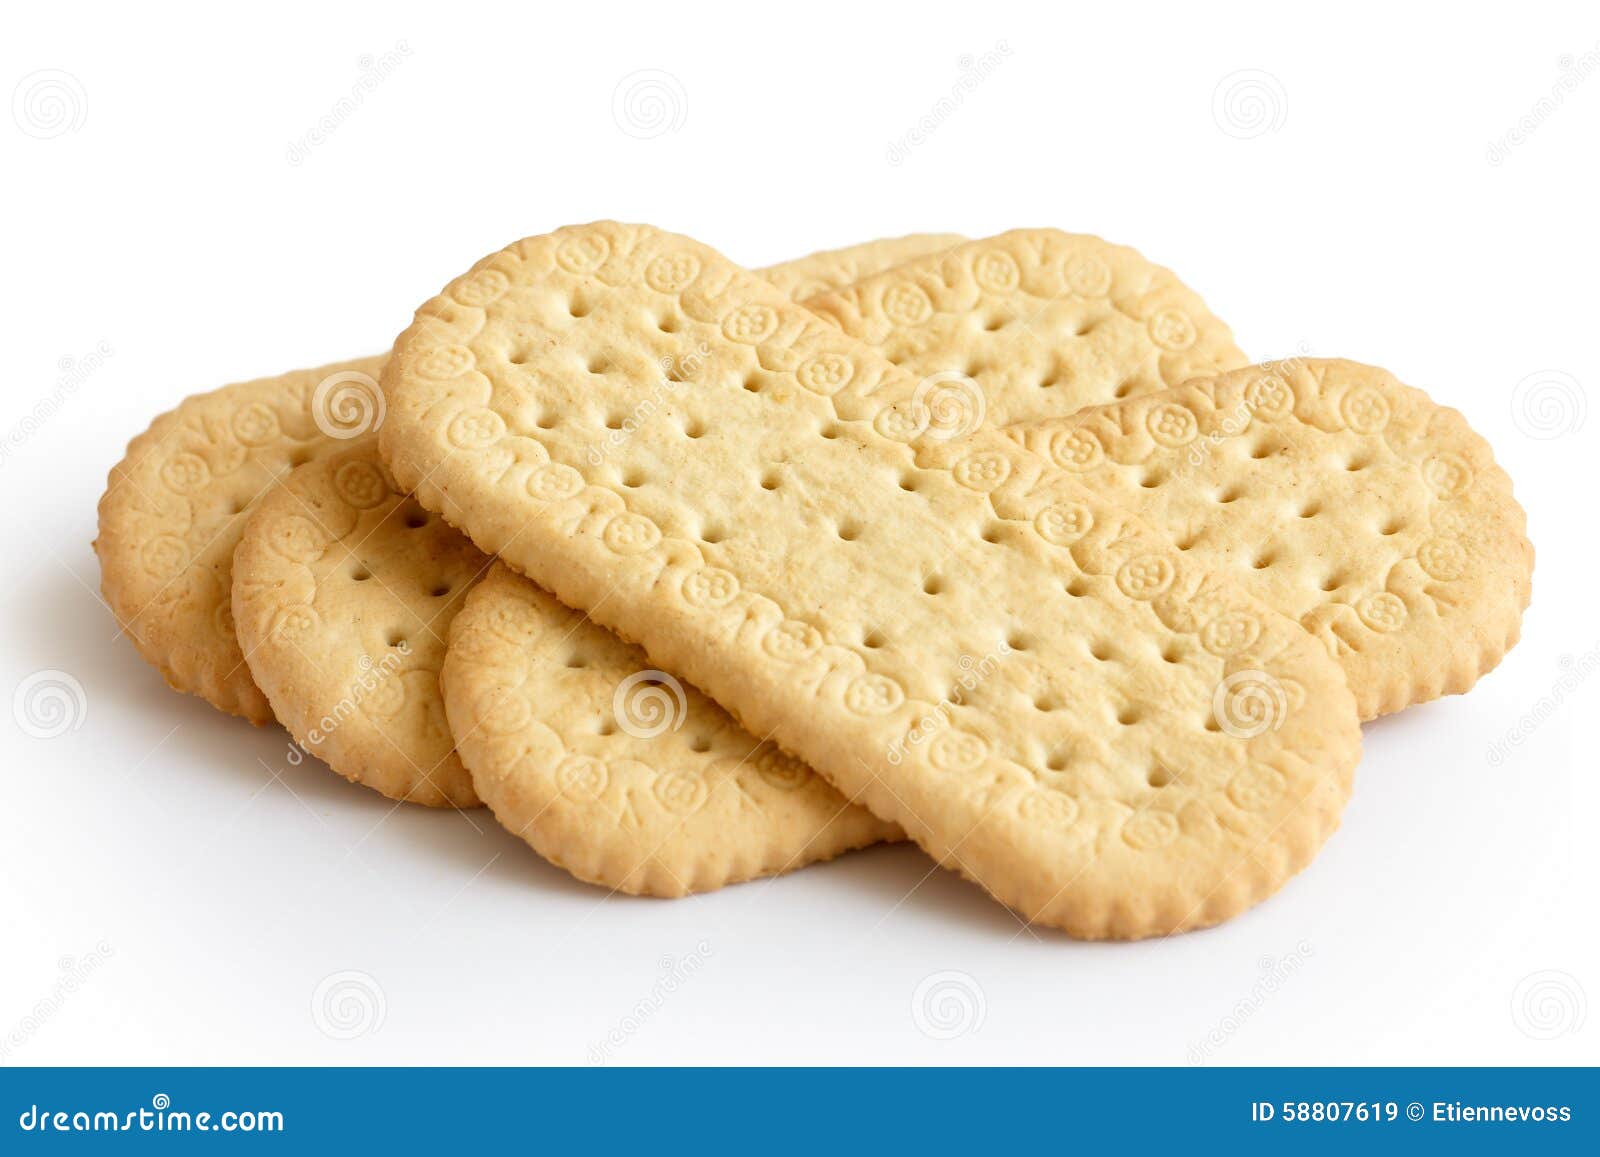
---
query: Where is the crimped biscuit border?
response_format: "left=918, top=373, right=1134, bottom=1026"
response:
left=1008, top=358, right=1535, bottom=719
left=231, top=436, right=484, bottom=808
left=443, top=564, right=902, bottom=897
left=94, top=355, right=388, bottom=723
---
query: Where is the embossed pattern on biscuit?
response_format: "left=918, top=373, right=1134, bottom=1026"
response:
left=232, top=436, right=485, bottom=807
left=759, top=233, right=965, bottom=300
left=378, top=222, right=1362, bottom=939
left=94, top=236, right=961, bottom=724
left=1007, top=359, right=1534, bottom=719
left=94, top=355, right=388, bottom=722
left=804, top=229, right=1247, bottom=427
left=444, top=564, right=902, bottom=895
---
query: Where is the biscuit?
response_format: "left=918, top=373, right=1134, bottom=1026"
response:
left=232, top=436, right=484, bottom=807
left=804, top=228, right=1247, bottom=426
left=221, top=232, right=1190, bottom=828
left=433, top=232, right=1246, bottom=886
left=444, top=564, right=902, bottom=892
left=1007, top=359, right=1534, bottom=718
left=379, top=222, right=1362, bottom=938
left=759, top=233, right=965, bottom=300
left=96, top=236, right=958, bottom=722
left=95, top=355, right=387, bottom=722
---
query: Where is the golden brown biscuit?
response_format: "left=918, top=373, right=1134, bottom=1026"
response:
left=805, top=228, right=1247, bottom=425
left=96, top=236, right=963, bottom=721
left=444, top=564, right=901, bottom=892
left=379, top=222, right=1362, bottom=938
left=760, top=232, right=965, bottom=299
left=232, top=437, right=484, bottom=807
left=1008, top=359, right=1534, bottom=718
left=95, top=356, right=386, bottom=722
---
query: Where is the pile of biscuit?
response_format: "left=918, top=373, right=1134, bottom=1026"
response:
left=96, top=225, right=1533, bottom=939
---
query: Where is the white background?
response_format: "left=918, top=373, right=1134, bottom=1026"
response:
left=2, top=0, right=1594, bottom=1066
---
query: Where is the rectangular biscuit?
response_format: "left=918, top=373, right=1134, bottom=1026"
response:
left=379, top=222, right=1363, bottom=939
